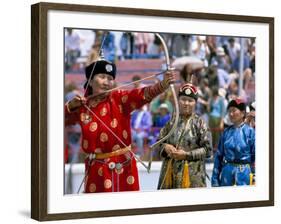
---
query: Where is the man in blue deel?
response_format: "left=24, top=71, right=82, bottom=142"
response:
left=211, top=99, right=255, bottom=186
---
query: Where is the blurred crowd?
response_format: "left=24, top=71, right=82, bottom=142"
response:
left=64, top=28, right=256, bottom=163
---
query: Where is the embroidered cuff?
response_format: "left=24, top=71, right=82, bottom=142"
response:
left=144, top=82, right=167, bottom=102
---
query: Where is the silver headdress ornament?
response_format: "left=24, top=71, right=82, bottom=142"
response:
left=99, top=48, right=105, bottom=60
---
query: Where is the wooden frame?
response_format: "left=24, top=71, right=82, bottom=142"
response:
left=31, top=2, right=274, bottom=221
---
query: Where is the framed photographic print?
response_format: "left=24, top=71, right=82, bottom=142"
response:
left=31, top=2, right=274, bottom=221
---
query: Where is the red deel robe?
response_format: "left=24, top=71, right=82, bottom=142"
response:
left=65, top=88, right=152, bottom=193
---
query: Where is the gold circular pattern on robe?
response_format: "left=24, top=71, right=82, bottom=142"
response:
left=89, top=183, right=96, bottom=193
left=83, top=139, right=88, bottom=149
left=122, top=130, right=128, bottom=139
left=122, top=95, right=128, bottom=103
left=127, top=175, right=135, bottom=185
left=89, top=122, right=98, bottom=132
left=98, top=167, right=103, bottom=176
left=110, top=118, right=118, bottom=128
left=100, top=132, right=108, bottom=142
left=100, top=107, right=107, bottom=116
left=130, top=102, right=136, bottom=110
left=112, top=144, right=121, bottom=151
left=104, top=179, right=112, bottom=189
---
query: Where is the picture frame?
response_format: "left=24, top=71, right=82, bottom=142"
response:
left=31, top=2, right=274, bottom=221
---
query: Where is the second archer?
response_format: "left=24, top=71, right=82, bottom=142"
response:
left=65, top=57, right=176, bottom=193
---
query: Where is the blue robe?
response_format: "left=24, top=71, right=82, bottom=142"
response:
left=211, top=123, right=255, bottom=186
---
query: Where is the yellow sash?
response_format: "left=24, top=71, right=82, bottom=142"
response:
left=182, top=161, right=190, bottom=188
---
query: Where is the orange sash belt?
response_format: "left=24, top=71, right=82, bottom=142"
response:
left=87, top=145, right=131, bottom=160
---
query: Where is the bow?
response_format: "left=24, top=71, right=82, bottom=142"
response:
left=82, top=32, right=179, bottom=173
left=147, top=34, right=179, bottom=172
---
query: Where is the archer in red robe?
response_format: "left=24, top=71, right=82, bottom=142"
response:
left=65, top=58, right=175, bottom=193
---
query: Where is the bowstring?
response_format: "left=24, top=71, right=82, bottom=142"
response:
left=81, top=31, right=170, bottom=173
left=87, top=69, right=168, bottom=100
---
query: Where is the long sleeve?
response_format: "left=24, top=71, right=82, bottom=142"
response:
left=119, top=82, right=165, bottom=115
left=211, top=132, right=225, bottom=187
left=143, top=82, right=166, bottom=102
left=188, top=118, right=212, bottom=160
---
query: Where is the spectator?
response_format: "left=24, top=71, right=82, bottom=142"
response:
left=211, top=47, right=231, bottom=72
left=120, top=32, right=130, bottom=59
left=76, top=29, right=96, bottom=57
left=150, top=92, right=173, bottom=124
left=131, top=105, right=153, bottom=157
left=209, top=61, right=232, bottom=90
left=227, top=79, right=247, bottom=102
left=206, top=36, right=218, bottom=65
left=208, top=87, right=226, bottom=151
left=196, top=78, right=212, bottom=124
left=245, top=101, right=256, bottom=129
left=191, top=35, right=210, bottom=67
left=232, top=50, right=250, bottom=73
left=103, top=31, right=115, bottom=61
left=206, top=65, right=219, bottom=89
left=150, top=103, right=172, bottom=158
left=243, top=68, right=255, bottom=103
left=65, top=28, right=81, bottom=71
left=227, top=38, right=240, bottom=66
left=249, top=41, right=256, bottom=73
left=154, top=103, right=171, bottom=129
left=134, top=32, right=153, bottom=56
left=170, top=34, right=191, bottom=57
left=147, top=34, right=162, bottom=58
